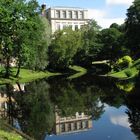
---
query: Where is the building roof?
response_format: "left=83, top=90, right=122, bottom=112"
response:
left=48, top=6, right=88, bottom=11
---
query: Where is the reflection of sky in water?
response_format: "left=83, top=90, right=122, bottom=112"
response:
left=45, top=105, right=137, bottom=140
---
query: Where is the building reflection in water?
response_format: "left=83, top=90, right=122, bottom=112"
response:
left=0, top=93, right=8, bottom=118
left=13, top=83, right=25, bottom=92
left=55, top=111, right=92, bottom=135
left=0, top=84, right=25, bottom=127
left=0, top=83, right=25, bottom=118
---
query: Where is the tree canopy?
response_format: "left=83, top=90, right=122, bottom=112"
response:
left=0, top=0, right=50, bottom=77
left=125, top=0, right=140, bottom=58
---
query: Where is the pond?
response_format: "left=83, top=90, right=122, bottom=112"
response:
left=0, top=74, right=140, bottom=140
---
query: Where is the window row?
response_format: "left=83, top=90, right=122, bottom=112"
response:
left=60, top=121, right=89, bottom=132
left=56, top=24, right=81, bottom=31
left=55, top=10, right=84, bottom=19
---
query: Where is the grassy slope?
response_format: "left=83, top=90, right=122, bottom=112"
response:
left=68, top=65, right=87, bottom=79
left=0, top=68, right=60, bottom=84
left=0, top=120, right=24, bottom=140
left=108, top=59, right=140, bottom=80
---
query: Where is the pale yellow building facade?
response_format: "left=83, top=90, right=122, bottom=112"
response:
left=46, top=6, right=89, bottom=33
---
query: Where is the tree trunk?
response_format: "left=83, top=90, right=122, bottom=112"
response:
left=15, top=59, right=21, bottom=78
left=5, top=57, right=10, bottom=78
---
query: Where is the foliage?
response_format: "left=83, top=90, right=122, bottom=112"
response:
left=125, top=70, right=133, bottom=77
left=0, top=0, right=50, bottom=78
left=74, top=20, right=102, bottom=66
left=23, top=16, right=51, bottom=71
left=48, top=28, right=83, bottom=70
left=108, top=58, right=140, bottom=80
left=125, top=0, right=140, bottom=58
left=98, top=27, right=124, bottom=61
left=115, top=55, right=133, bottom=71
left=11, top=81, right=55, bottom=139
left=116, top=81, right=135, bottom=92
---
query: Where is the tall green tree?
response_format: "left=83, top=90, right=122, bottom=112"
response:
left=74, top=20, right=102, bottom=66
left=0, top=0, right=18, bottom=77
left=125, top=0, right=140, bottom=58
left=48, top=28, right=83, bottom=70
left=98, top=27, right=124, bottom=61
left=22, top=16, right=51, bottom=72
left=0, top=0, right=50, bottom=78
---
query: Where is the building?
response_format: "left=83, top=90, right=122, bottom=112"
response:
left=45, top=6, right=89, bottom=33
left=0, top=93, right=14, bottom=118
left=0, top=93, right=7, bottom=118
left=55, top=111, right=92, bottom=135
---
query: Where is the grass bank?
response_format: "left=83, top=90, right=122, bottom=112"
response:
left=68, top=65, right=87, bottom=79
left=107, top=59, right=140, bottom=80
left=0, top=68, right=60, bottom=84
left=0, top=120, right=24, bottom=140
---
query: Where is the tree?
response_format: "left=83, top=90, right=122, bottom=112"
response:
left=22, top=16, right=51, bottom=72
left=98, top=27, right=124, bottom=61
left=0, top=0, right=18, bottom=77
left=125, top=0, right=140, bottom=58
left=0, top=0, right=50, bottom=78
left=74, top=20, right=102, bottom=67
left=48, top=28, right=83, bottom=70
left=11, top=81, right=55, bottom=139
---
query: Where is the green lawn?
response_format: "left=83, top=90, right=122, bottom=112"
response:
left=107, top=59, right=140, bottom=80
left=0, top=120, right=24, bottom=140
left=0, top=68, right=60, bottom=84
left=68, top=65, right=87, bottom=79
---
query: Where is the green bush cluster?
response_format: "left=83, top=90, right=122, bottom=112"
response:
left=125, top=70, right=133, bottom=77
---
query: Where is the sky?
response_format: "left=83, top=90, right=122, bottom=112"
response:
left=37, top=0, right=134, bottom=28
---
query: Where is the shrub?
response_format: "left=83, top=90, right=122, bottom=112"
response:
left=125, top=70, right=132, bottom=77
left=115, top=55, right=133, bottom=70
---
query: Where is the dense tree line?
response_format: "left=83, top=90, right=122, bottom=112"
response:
left=0, top=0, right=140, bottom=76
left=48, top=0, right=140, bottom=71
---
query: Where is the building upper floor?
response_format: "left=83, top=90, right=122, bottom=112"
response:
left=46, top=6, right=88, bottom=21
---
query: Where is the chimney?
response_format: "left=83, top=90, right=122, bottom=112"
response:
left=41, top=4, right=47, bottom=17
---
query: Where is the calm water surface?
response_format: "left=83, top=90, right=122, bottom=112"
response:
left=0, top=74, right=140, bottom=140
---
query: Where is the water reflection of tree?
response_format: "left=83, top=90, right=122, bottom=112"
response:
left=0, top=84, right=16, bottom=124
left=116, top=80, right=135, bottom=92
left=48, top=76, right=105, bottom=120
left=1, top=75, right=133, bottom=139
left=125, top=90, right=140, bottom=140
left=12, top=80, right=55, bottom=140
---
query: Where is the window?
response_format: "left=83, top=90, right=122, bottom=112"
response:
left=68, top=25, right=72, bottom=29
left=79, top=11, right=84, bottom=19
left=62, top=11, right=66, bottom=18
left=79, top=121, right=83, bottom=129
left=73, top=122, right=77, bottom=130
left=67, top=123, right=71, bottom=131
left=75, top=25, right=78, bottom=30
left=85, top=120, right=88, bottom=128
left=73, top=11, right=78, bottom=19
left=68, top=11, right=72, bottom=18
left=56, top=23, right=60, bottom=30
left=56, top=10, right=60, bottom=18
left=61, top=123, right=65, bottom=132
left=62, top=23, right=67, bottom=29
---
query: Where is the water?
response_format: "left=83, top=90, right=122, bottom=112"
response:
left=0, top=74, right=140, bottom=140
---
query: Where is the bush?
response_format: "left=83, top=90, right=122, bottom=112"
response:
left=122, top=56, right=132, bottom=63
left=115, top=55, right=133, bottom=70
left=125, top=70, right=132, bottom=77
